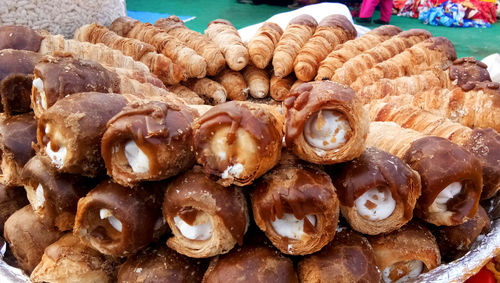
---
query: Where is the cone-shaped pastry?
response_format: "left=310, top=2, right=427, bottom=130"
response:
left=369, top=97, right=500, bottom=199
left=74, top=179, right=165, bottom=257
left=203, top=243, right=298, bottom=283
left=183, top=78, right=227, bottom=105
left=0, top=184, right=28, bottom=235
left=0, top=49, right=41, bottom=115
left=367, top=122, right=482, bottom=226
left=0, top=112, right=37, bottom=186
left=330, top=147, right=421, bottom=235
left=213, top=68, right=248, bottom=101
left=315, top=25, right=402, bottom=81
left=294, top=14, right=356, bottom=82
left=193, top=101, right=283, bottom=186
left=298, top=228, right=381, bottom=283
left=270, top=73, right=296, bottom=101
left=118, top=244, right=206, bottom=283
left=166, top=84, right=205, bottom=105
left=284, top=81, right=369, bottom=164
left=163, top=167, right=249, bottom=258
left=368, top=222, right=441, bottom=283
left=433, top=205, right=490, bottom=262
left=36, top=92, right=128, bottom=177
left=0, top=25, right=42, bottom=51
left=102, top=100, right=197, bottom=187
left=30, top=234, right=116, bottom=283
left=242, top=64, right=269, bottom=99
left=251, top=152, right=339, bottom=255
left=4, top=205, right=63, bottom=274
left=21, top=155, right=95, bottom=231
left=248, top=22, right=283, bottom=69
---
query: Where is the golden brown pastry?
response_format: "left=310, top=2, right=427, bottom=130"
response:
left=284, top=81, right=369, bottom=164
left=0, top=25, right=42, bottom=51
left=183, top=77, right=227, bottom=105
left=193, top=101, right=283, bottom=186
left=366, top=122, right=483, bottom=226
left=30, top=234, right=116, bottom=283
left=203, top=244, right=298, bottom=283
left=330, top=147, right=421, bottom=235
left=242, top=64, right=269, bottom=98
left=101, top=100, right=197, bottom=187
left=368, top=222, right=441, bottom=283
left=213, top=68, right=249, bottom=101
left=74, top=179, right=166, bottom=257
left=248, top=22, right=283, bottom=69
left=163, top=167, right=249, bottom=258
left=298, top=228, right=381, bottom=283
left=251, top=153, right=339, bottom=255
left=0, top=184, right=28, bottom=236
left=294, top=14, right=356, bottom=82
left=272, top=14, right=317, bottom=78
left=3, top=205, right=63, bottom=274
left=165, top=84, right=205, bottom=105
left=270, top=73, right=296, bottom=101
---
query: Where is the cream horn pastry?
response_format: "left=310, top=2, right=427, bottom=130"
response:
left=101, top=100, right=197, bottom=187
left=298, top=228, right=381, bottom=283
left=36, top=92, right=128, bottom=177
left=31, top=54, right=120, bottom=118
left=163, top=167, right=249, bottom=258
left=330, top=147, right=421, bottom=235
left=203, top=244, right=298, bottom=283
left=74, top=179, right=165, bottom=257
left=0, top=25, right=42, bottom=51
left=0, top=184, right=28, bottom=235
left=433, top=205, right=490, bottom=262
left=251, top=153, right=339, bottom=255
left=367, top=122, right=483, bottom=226
left=193, top=101, right=283, bottom=186
left=117, top=244, right=206, bottom=283
left=0, top=49, right=41, bottom=115
left=3, top=205, right=63, bottom=274
left=0, top=112, right=37, bottom=186
left=30, top=233, right=117, bottom=283
left=368, top=222, right=441, bottom=283
left=284, top=80, right=369, bottom=164
left=21, top=155, right=95, bottom=231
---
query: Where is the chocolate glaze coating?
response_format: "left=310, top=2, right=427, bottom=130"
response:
left=289, top=14, right=318, bottom=27
left=203, top=244, right=298, bottom=283
left=371, top=25, right=402, bottom=37
left=449, top=57, right=491, bottom=91
left=155, top=15, right=186, bottom=31
left=397, top=29, right=432, bottom=39
left=318, top=14, right=356, bottom=39
left=425, top=36, right=457, bottom=62
left=0, top=184, right=28, bottom=235
left=0, top=49, right=41, bottom=81
left=109, top=17, right=138, bottom=37
left=298, top=229, right=381, bottom=283
left=74, top=179, right=165, bottom=257
left=0, top=26, right=42, bottom=51
left=0, top=112, right=37, bottom=166
left=404, top=136, right=482, bottom=225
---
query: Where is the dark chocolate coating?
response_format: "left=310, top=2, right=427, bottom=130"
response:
left=74, top=179, right=165, bottom=257
left=0, top=184, right=28, bottom=235
left=425, top=36, right=457, bottom=62
left=0, top=26, right=42, bottom=51
left=318, top=14, right=356, bottom=39
left=449, top=57, right=491, bottom=91
left=155, top=15, right=186, bottom=31
left=289, top=14, right=318, bottom=27
left=203, top=244, right=298, bottom=283
left=371, top=25, right=402, bottom=37
left=0, top=112, right=37, bottom=166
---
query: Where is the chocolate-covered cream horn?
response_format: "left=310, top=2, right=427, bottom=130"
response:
left=0, top=49, right=41, bottom=114
left=368, top=222, right=441, bottom=283
left=0, top=26, right=42, bottom=51
left=163, top=167, right=249, bottom=258
left=74, top=179, right=166, bottom=257
left=193, top=101, right=283, bottom=186
left=433, top=205, right=490, bottom=262
left=102, top=100, right=198, bottom=187
left=203, top=244, right=298, bottom=283
left=21, top=155, right=95, bottom=231
left=367, top=122, right=482, bottom=226
left=330, top=147, right=421, bottom=235
left=251, top=152, right=339, bottom=255
left=284, top=81, right=369, bottom=164
left=298, top=228, right=381, bottom=283
left=30, top=234, right=116, bottom=283
left=0, top=112, right=37, bottom=186
left=117, top=244, right=206, bottom=283
left=0, top=184, right=28, bottom=235
left=3, top=205, right=63, bottom=274
left=36, top=92, right=129, bottom=177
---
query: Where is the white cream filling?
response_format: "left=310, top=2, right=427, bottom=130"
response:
left=33, top=183, right=46, bottom=210
left=382, top=260, right=424, bottom=283
left=304, top=110, right=351, bottom=150
left=44, top=125, right=67, bottom=169
left=32, top=77, right=48, bottom=110
left=221, top=163, right=244, bottom=179
left=271, top=213, right=316, bottom=240
left=99, top=208, right=123, bottom=232
left=429, top=182, right=462, bottom=213
left=124, top=140, right=150, bottom=173
left=355, top=187, right=396, bottom=221
left=173, top=216, right=212, bottom=241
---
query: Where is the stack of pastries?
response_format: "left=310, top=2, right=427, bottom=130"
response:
left=0, top=11, right=498, bottom=283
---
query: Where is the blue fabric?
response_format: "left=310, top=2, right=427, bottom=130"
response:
left=418, top=1, right=491, bottom=28
left=126, top=10, right=195, bottom=24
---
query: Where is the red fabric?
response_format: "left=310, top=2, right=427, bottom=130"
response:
left=359, top=0, right=394, bottom=21
left=465, top=264, right=496, bottom=283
